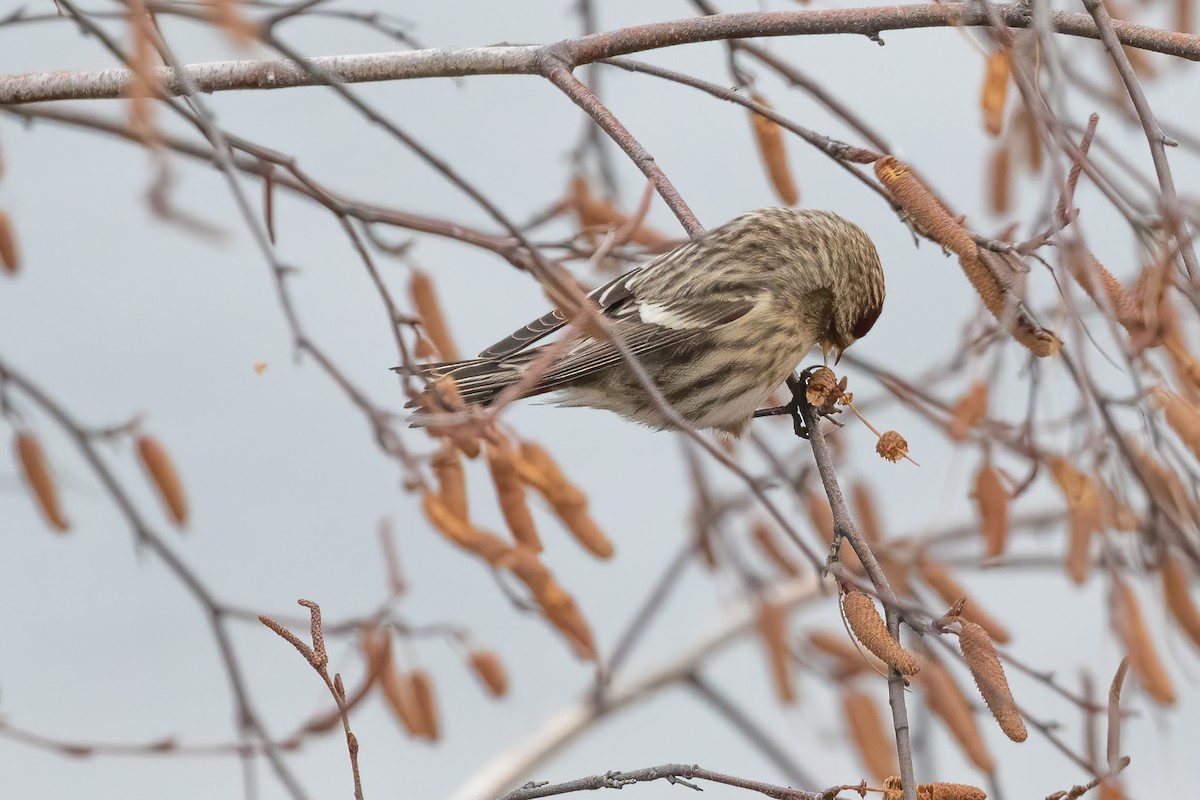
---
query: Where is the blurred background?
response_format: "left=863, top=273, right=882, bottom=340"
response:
left=1, top=2, right=1198, bottom=799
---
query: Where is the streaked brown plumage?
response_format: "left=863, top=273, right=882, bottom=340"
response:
left=397, top=208, right=884, bottom=436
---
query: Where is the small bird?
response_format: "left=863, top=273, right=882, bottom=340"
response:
left=397, top=208, right=884, bottom=437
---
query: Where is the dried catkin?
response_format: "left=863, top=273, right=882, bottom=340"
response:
left=919, top=658, right=996, bottom=772
left=1063, top=242, right=1143, bottom=333
left=884, top=777, right=987, bottom=800
left=467, top=649, right=509, bottom=697
left=1111, top=578, right=1175, bottom=704
left=980, top=49, right=1011, bottom=136
left=851, top=483, right=883, bottom=543
left=972, top=464, right=1008, bottom=557
left=988, top=144, right=1010, bottom=215
left=486, top=437, right=542, bottom=552
left=568, top=177, right=664, bottom=246
left=137, top=436, right=188, bottom=526
left=748, top=94, right=800, bottom=206
left=1047, top=457, right=1101, bottom=584
left=874, top=156, right=1059, bottom=357
left=409, top=269, right=460, bottom=361
left=421, top=491, right=510, bottom=565
left=808, top=629, right=888, bottom=677
left=948, top=382, right=988, bottom=441
left=1161, top=554, right=1200, bottom=648
left=1152, top=388, right=1200, bottom=461
left=842, top=590, right=920, bottom=675
left=757, top=600, right=797, bottom=704
left=919, top=562, right=1010, bottom=644
left=517, top=441, right=612, bottom=558
left=408, top=669, right=440, bottom=741
left=432, top=443, right=468, bottom=522
left=0, top=210, right=19, bottom=273
left=14, top=433, right=68, bottom=531
left=957, top=620, right=1027, bottom=741
left=752, top=519, right=800, bottom=578
left=841, top=688, right=898, bottom=782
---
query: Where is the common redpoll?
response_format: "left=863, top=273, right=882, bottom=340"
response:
left=397, top=208, right=885, bottom=436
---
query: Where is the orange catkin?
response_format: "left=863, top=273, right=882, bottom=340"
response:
left=842, top=688, right=898, bottom=782
left=948, top=382, right=988, bottom=441
left=919, top=658, right=995, bottom=772
left=1047, top=457, right=1101, bottom=584
left=972, top=463, right=1008, bottom=557
left=874, top=156, right=1059, bottom=357
left=808, top=629, right=888, bottom=677
left=842, top=590, right=920, bottom=675
left=486, top=437, right=542, bottom=552
left=748, top=95, right=800, bottom=206
left=988, top=144, right=1010, bottom=215
left=409, top=269, right=460, bottom=362
left=517, top=441, right=612, bottom=558
left=752, top=519, right=800, bottom=578
left=137, top=436, right=188, bottom=526
left=1161, top=554, right=1200, bottom=649
left=431, top=443, right=468, bottom=522
left=467, top=649, right=509, bottom=697
left=756, top=600, right=797, bottom=704
left=1111, top=578, right=1175, bottom=704
left=980, top=50, right=1011, bottom=136
left=421, top=490, right=510, bottom=565
left=0, top=210, right=19, bottom=273
left=919, top=562, right=1010, bottom=644
left=1152, top=388, right=1200, bottom=461
left=14, top=433, right=68, bottom=532
left=851, top=483, right=883, bottom=543
left=958, top=620, right=1027, bottom=741
left=884, top=777, right=987, bottom=800
left=408, top=669, right=440, bottom=741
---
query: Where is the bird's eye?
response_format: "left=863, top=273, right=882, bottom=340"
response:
left=851, top=306, right=881, bottom=339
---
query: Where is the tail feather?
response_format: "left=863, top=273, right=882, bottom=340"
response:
left=394, top=352, right=545, bottom=413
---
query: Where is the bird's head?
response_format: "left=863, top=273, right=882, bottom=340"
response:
left=814, top=213, right=886, bottom=364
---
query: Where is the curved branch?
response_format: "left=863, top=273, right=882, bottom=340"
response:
left=2, top=5, right=1198, bottom=104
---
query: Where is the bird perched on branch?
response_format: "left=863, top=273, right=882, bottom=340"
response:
left=396, top=208, right=884, bottom=437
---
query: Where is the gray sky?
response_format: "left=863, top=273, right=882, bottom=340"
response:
left=2, top=1, right=1198, bottom=799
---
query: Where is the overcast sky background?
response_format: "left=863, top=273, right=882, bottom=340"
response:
left=2, top=1, right=1199, bottom=799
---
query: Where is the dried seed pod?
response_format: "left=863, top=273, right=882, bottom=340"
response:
left=0, top=210, right=19, bottom=273
left=517, top=441, right=612, bottom=558
left=1013, top=106, right=1043, bottom=171
left=486, top=437, right=541, bottom=552
left=409, top=269, right=460, bottom=361
left=919, top=562, right=1010, bottom=644
left=748, top=94, right=799, bottom=205
left=842, top=590, right=920, bottom=675
left=874, top=156, right=1059, bottom=357
left=468, top=649, right=509, bottom=697
left=948, top=382, right=988, bottom=441
left=972, top=463, right=1008, bottom=558
left=14, top=433, right=68, bottom=531
left=841, top=688, right=898, bottom=782
left=1063, top=242, right=1143, bottom=333
left=980, top=49, right=1010, bottom=136
left=757, top=600, right=796, bottom=704
left=808, top=629, right=888, bottom=677
left=957, top=620, right=1026, bottom=741
left=876, top=430, right=909, bottom=463
left=1111, top=578, right=1175, bottom=704
left=1151, top=388, right=1200, bottom=461
left=536, top=578, right=598, bottom=661
left=1125, top=441, right=1195, bottom=522
left=568, top=177, right=664, bottom=246
left=987, top=144, right=1010, bottom=215
left=751, top=519, right=800, bottom=578
left=431, top=443, right=468, bottom=522
left=137, top=436, right=188, bottom=526
left=1161, top=553, right=1200, bottom=648
left=805, top=367, right=838, bottom=407
left=919, top=658, right=996, bottom=772
left=408, top=668, right=440, bottom=741
left=376, top=646, right=424, bottom=737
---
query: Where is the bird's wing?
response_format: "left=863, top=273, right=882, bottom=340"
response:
left=530, top=293, right=757, bottom=390
left=477, top=267, right=646, bottom=359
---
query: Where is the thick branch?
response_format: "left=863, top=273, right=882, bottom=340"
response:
left=2, top=5, right=1198, bottom=104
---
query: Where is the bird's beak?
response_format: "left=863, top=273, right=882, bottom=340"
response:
left=822, top=340, right=844, bottom=366
left=834, top=347, right=845, bottom=365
